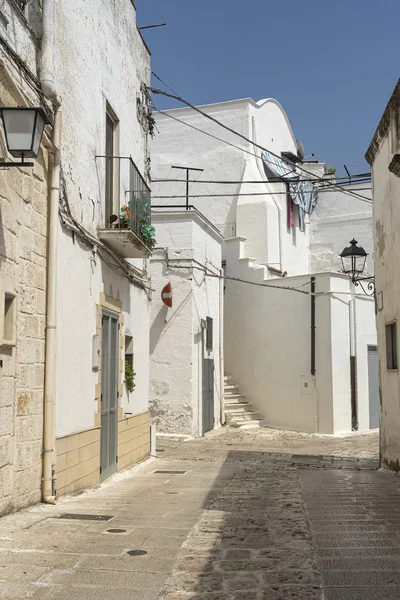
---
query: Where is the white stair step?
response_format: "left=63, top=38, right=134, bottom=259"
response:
left=225, top=401, right=250, bottom=409
left=224, top=375, right=232, bottom=382
left=226, top=412, right=261, bottom=423
left=224, top=393, right=246, bottom=399
left=237, top=421, right=263, bottom=429
left=224, top=384, right=239, bottom=390
left=226, top=408, right=257, bottom=415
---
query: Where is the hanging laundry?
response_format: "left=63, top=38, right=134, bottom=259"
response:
left=261, top=151, right=319, bottom=233
left=286, top=184, right=295, bottom=229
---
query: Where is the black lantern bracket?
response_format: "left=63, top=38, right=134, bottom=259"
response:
left=0, top=154, right=34, bottom=168
left=354, top=276, right=375, bottom=296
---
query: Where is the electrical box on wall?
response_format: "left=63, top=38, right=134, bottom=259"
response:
left=92, top=334, right=99, bottom=371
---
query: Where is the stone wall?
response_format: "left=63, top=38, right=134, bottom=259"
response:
left=366, top=81, right=400, bottom=470
left=0, top=75, right=50, bottom=515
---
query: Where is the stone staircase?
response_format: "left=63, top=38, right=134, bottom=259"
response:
left=224, top=375, right=265, bottom=429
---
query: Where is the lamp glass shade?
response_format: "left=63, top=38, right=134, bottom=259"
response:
left=1, top=107, right=47, bottom=158
left=340, top=239, right=368, bottom=281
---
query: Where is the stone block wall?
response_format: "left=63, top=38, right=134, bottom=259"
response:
left=56, top=427, right=101, bottom=496
left=0, top=78, right=49, bottom=516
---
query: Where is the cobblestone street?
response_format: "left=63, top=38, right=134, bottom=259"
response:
left=2, top=427, right=397, bottom=600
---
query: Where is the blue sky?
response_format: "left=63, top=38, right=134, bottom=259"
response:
left=136, top=0, right=399, bottom=175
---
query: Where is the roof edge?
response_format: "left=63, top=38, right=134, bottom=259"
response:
left=365, top=79, right=400, bottom=165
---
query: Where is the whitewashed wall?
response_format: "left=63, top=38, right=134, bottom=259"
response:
left=224, top=238, right=376, bottom=434
left=56, top=230, right=150, bottom=437
left=53, top=0, right=152, bottom=437
left=355, top=295, right=378, bottom=431
left=310, top=183, right=373, bottom=275
left=149, top=211, right=222, bottom=436
left=152, top=97, right=310, bottom=275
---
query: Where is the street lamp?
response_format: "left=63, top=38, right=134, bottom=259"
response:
left=0, top=106, right=50, bottom=167
left=340, top=238, right=375, bottom=295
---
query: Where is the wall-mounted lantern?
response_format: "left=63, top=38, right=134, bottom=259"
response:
left=0, top=106, right=50, bottom=167
left=339, top=239, right=374, bottom=295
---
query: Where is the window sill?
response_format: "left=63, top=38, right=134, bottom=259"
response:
left=0, top=339, right=16, bottom=348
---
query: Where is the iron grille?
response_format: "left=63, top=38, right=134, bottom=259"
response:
left=100, top=156, right=153, bottom=248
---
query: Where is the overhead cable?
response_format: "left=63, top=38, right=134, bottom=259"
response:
left=153, top=189, right=372, bottom=200
left=150, top=82, right=372, bottom=204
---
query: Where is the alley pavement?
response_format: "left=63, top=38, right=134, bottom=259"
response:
left=2, top=427, right=398, bottom=600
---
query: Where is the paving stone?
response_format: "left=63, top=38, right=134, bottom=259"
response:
left=0, top=427, right=386, bottom=600
left=261, top=585, right=323, bottom=599
left=225, top=574, right=260, bottom=591
left=323, top=589, right=400, bottom=600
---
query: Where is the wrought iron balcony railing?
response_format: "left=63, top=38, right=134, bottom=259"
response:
left=96, top=155, right=155, bottom=258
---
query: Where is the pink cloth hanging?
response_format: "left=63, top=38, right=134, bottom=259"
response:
left=287, top=193, right=295, bottom=228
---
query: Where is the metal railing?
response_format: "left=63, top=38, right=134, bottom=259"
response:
left=97, top=155, right=154, bottom=248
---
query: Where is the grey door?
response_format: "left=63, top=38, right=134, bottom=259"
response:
left=100, top=310, right=119, bottom=481
left=202, top=359, right=215, bottom=434
left=367, top=345, right=380, bottom=429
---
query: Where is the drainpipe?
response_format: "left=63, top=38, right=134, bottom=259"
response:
left=219, top=268, right=225, bottom=425
left=41, top=0, right=62, bottom=505
left=310, top=277, right=316, bottom=377
left=349, top=287, right=358, bottom=430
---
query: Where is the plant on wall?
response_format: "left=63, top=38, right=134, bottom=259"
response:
left=125, top=361, right=136, bottom=393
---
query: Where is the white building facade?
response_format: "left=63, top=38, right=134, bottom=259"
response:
left=149, top=209, right=223, bottom=437
left=152, top=97, right=377, bottom=434
left=52, top=0, right=153, bottom=495
left=366, top=79, right=400, bottom=470
left=0, top=0, right=154, bottom=514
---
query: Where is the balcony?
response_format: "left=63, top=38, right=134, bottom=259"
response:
left=97, top=156, right=155, bottom=259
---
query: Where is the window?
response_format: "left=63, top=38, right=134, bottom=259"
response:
left=206, top=317, right=213, bottom=352
left=386, top=321, right=398, bottom=370
left=0, top=291, right=16, bottom=346
left=105, top=107, right=118, bottom=226
left=125, top=335, right=133, bottom=370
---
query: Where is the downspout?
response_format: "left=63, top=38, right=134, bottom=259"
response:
left=219, top=268, right=225, bottom=425
left=310, top=277, right=318, bottom=432
left=349, top=287, right=358, bottom=430
left=311, top=277, right=316, bottom=377
left=41, top=0, right=62, bottom=504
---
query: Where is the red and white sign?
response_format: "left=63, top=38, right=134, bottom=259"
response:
left=161, top=283, right=172, bottom=308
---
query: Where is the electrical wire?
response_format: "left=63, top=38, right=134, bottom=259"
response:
left=152, top=175, right=372, bottom=185
left=59, top=169, right=153, bottom=292
left=150, top=81, right=372, bottom=204
left=152, top=104, right=371, bottom=205
left=163, top=261, right=374, bottom=300
left=152, top=102, right=265, bottom=162
left=164, top=261, right=310, bottom=295
left=152, top=71, right=180, bottom=97
left=152, top=189, right=372, bottom=200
